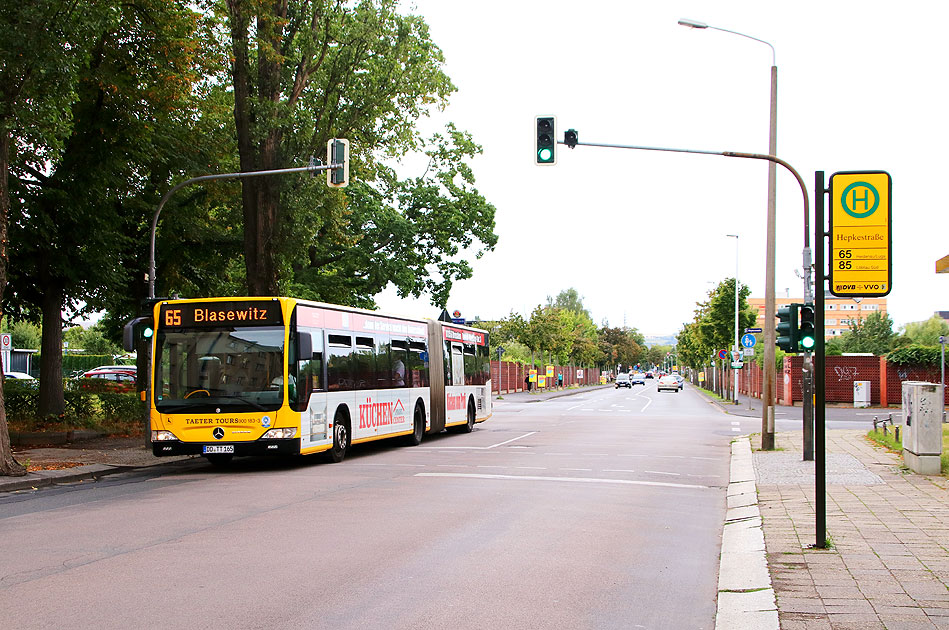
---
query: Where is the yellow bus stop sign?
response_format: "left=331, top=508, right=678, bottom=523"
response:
left=829, top=171, right=891, bottom=297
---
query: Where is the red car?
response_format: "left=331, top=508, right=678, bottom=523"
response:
left=80, top=367, right=137, bottom=392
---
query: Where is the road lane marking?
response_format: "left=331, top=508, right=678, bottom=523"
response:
left=560, top=468, right=593, bottom=472
left=645, top=470, right=681, bottom=476
left=515, top=466, right=548, bottom=470
left=604, top=469, right=637, bottom=473
left=414, top=472, right=709, bottom=489
left=420, top=431, right=537, bottom=450
left=640, top=397, right=653, bottom=412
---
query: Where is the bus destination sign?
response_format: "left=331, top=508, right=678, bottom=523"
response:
left=829, top=171, right=892, bottom=297
left=160, top=300, right=283, bottom=328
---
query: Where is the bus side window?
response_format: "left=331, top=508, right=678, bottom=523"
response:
left=408, top=340, right=429, bottom=388
left=354, top=336, right=375, bottom=390
left=391, top=339, right=409, bottom=388
left=463, top=343, right=477, bottom=386
left=327, top=334, right=353, bottom=391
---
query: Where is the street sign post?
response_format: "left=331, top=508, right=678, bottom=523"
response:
left=829, top=171, right=892, bottom=297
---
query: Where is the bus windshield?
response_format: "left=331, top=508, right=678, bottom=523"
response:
left=155, top=326, right=286, bottom=413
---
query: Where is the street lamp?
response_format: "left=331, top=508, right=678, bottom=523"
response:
left=679, top=18, right=778, bottom=449
left=727, top=234, right=739, bottom=404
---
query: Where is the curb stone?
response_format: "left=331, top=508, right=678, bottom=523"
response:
left=716, top=437, right=778, bottom=630
left=0, top=463, right=121, bottom=493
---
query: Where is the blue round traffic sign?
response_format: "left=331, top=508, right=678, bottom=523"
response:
left=741, top=333, right=757, bottom=348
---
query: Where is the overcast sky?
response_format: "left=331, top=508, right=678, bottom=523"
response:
left=373, top=1, right=947, bottom=338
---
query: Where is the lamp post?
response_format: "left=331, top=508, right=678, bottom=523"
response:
left=679, top=18, right=778, bottom=449
left=728, top=234, right=740, bottom=404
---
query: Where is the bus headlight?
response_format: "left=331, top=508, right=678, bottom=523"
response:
left=261, top=428, right=297, bottom=439
left=151, top=430, right=178, bottom=441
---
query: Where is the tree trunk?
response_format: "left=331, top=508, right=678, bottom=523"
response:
left=228, top=1, right=283, bottom=297
left=37, top=282, right=66, bottom=417
left=0, top=127, right=27, bottom=475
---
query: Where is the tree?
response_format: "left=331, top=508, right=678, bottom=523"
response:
left=836, top=311, right=896, bottom=355
left=547, top=288, right=590, bottom=318
left=697, top=278, right=757, bottom=353
left=222, top=0, right=495, bottom=303
left=0, top=1, right=112, bottom=476
left=898, top=315, right=949, bottom=347
left=7, top=0, right=217, bottom=419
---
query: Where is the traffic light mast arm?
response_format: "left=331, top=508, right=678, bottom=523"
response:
left=148, top=158, right=345, bottom=300
left=561, top=139, right=812, bottom=300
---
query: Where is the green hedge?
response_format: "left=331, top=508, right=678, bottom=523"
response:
left=33, top=354, right=130, bottom=376
left=3, top=379, right=143, bottom=431
left=886, top=345, right=946, bottom=366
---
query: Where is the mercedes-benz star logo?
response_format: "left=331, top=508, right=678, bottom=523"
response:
left=212, top=427, right=225, bottom=440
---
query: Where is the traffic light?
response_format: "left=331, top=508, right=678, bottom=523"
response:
left=776, top=303, right=799, bottom=352
left=798, top=303, right=816, bottom=351
left=535, top=116, right=556, bottom=165
left=123, top=316, right=154, bottom=352
left=564, top=128, right=578, bottom=148
left=326, top=138, right=349, bottom=187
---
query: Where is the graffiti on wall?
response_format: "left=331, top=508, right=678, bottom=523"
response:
left=834, top=366, right=859, bottom=382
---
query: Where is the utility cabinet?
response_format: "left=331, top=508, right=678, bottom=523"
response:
left=901, top=381, right=944, bottom=475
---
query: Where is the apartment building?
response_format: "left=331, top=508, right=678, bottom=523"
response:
left=747, top=296, right=888, bottom=338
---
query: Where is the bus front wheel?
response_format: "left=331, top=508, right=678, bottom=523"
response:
left=326, top=412, right=349, bottom=463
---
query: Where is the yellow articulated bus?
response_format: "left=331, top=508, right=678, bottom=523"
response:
left=145, top=297, right=491, bottom=465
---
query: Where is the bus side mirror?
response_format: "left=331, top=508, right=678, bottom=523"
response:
left=297, top=332, right=313, bottom=360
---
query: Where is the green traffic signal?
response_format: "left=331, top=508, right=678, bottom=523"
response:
left=535, top=116, right=556, bottom=165
left=143, top=326, right=154, bottom=339
left=798, top=303, right=815, bottom=351
left=776, top=303, right=799, bottom=352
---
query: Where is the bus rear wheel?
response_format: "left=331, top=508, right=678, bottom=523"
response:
left=403, top=404, right=424, bottom=446
left=450, top=400, right=475, bottom=434
left=326, top=412, right=349, bottom=463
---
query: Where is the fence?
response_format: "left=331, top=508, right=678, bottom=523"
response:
left=490, top=361, right=602, bottom=395
left=732, top=355, right=947, bottom=406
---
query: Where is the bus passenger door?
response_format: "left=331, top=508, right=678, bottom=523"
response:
left=451, top=343, right=464, bottom=387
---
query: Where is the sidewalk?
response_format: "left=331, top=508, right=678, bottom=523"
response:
left=705, top=388, right=949, bottom=629
left=2, top=436, right=196, bottom=493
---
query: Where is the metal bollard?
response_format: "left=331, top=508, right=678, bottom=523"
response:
left=895, top=426, right=900, bottom=442
left=873, top=416, right=878, bottom=431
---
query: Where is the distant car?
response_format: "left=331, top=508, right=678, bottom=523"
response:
left=657, top=375, right=680, bottom=393
left=673, top=374, right=685, bottom=389
left=645, top=372, right=654, bottom=379
left=80, top=367, right=137, bottom=392
left=615, top=373, right=632, bottom=389
left=631, top=372, right=646, bottom=386
left=5, top=371, right=36, bottom=381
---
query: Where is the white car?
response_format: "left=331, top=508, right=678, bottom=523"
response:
left=657, top=375, right=680, bottom=393
left=5, top=371, right=35, bottom=381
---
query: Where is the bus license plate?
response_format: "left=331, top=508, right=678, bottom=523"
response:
left=203, top=445, right=234, bottom=454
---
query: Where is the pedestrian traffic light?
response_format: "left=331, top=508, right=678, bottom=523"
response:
left=564, top=128, right=578, bottom=149
left=776, top=303, right=799, bottom=353
left=326, top=138, right=349, bottom=187
left=535, top=116, right=556, bottom=165
left=798, top=303, right=816, bottom=351
left=123, top=316, right=154, bottom=352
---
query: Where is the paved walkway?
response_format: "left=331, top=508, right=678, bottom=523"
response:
left=756, top=429, right=949, bottom=629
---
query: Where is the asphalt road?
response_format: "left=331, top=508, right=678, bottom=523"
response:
left=0, top=383, right=749, bottom=630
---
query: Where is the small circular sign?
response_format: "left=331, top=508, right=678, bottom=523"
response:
left=717, top=349, right=728, bottom=360
left=0, top=334, right=11, bottom=350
